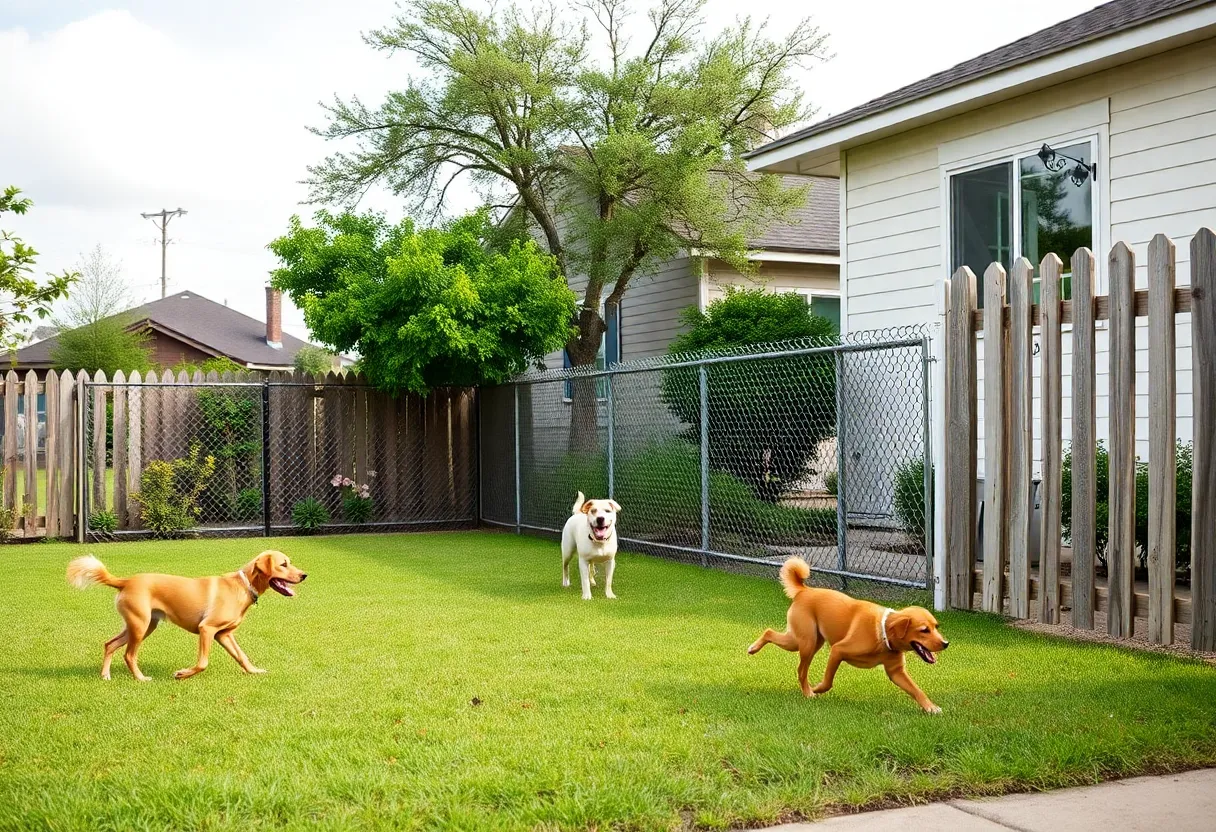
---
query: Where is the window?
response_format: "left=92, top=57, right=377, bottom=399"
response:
left=949, top=140, right=1094, bottom=306
left=781, top=288, right=841, bottom=334
left=563, top=301, right=620, bottom=401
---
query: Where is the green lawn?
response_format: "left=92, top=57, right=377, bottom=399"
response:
left=2, top=533, right=1215, bottom=830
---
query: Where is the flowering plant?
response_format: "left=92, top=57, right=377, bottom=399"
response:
left=332, top=471, right=375, bottom=523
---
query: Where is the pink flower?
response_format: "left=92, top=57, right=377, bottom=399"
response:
left=342, top=477, right=354, bottom=488
left=330, top=474, right=343, bottom=487
left=368, top=470, right=377, bottom=478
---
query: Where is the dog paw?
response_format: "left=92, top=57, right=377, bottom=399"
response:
left=581, top=594, right=593, bottom=601
left=101, top=673, right=111, bottom=681
left=246, top=667, right=268, bottom=675
left=923, top=704, right=943, bottom=715
left=172, top=669, right=193, bottom=680
left=606, top=591, right=617, bottom=599
left=746, top=642, right=761, bottom=655
left=135, top=674, right=152, bottom=682
left=561, top=578, right=570, bottom=587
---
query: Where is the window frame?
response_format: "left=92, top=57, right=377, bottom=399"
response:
left=940, top=128, right=1106, bottom=332
left=778, top=286, right=842, bottom=326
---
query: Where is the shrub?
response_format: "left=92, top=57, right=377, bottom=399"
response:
left=824, top=470, right=838, bottom=497
left=196, top=388, right=261, bottom=522
left=235, top=488, right=263, bottom=523
left=662, top=289, right=838, bottom=502
left=893, top=457, right=932, bottom=548
left=89, top=510, right=119, bottom=535
left=292, top=498, right=330, bottom=533
left=294, top=345, right=336, bottom=376
left=1061, top=440, right=1192, bottom=575
left=133, top=444, right=216, bottom=537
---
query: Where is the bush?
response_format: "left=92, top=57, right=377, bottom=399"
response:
left=824, top=470, right=838, bottom=496
left=235, top=488, right=263, bottom=523
left=1061, top=440, right=1193, bottom=575
left=662, top=289, right=838, bottom=502
left=292, top=498, right=330, bottom=533
left=133, top=444, right=216, bottom=537
left=893, top=457, right=932, bottom=548
left=343, top=493, right=374, bottom=524
left=89, top=510, right=119, bottom=535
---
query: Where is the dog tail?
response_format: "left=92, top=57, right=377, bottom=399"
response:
left=66, top=555, right=127, bottom=591
left=779, top=557, right=811, bottom=599
left=571, top=491, right=587, bottom=514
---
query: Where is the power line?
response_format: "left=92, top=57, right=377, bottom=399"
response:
left=140, top=208, right=188, bottom=299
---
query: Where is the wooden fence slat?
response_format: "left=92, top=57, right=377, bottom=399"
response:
left=127, top=370, right=142, bottom=529
left=1008, top=258, right=1034, bottom=618
left=1147, top=234, right=1177, bottom=645
left=981, top=263, right=1007, bottom=614
left=355, top=384, right=369, bottom=484
left=92, top=370, right=107, bottom=513
left=4, top=371, right=18, bottom=512
left=1071, top=248, right=1098, bottom=629
left=1191, top=227, right=1216, bottom=652
left=112, top=371, right=129, bottom=531
left=45, top=371, right=59, bottom=535
left=141, top=371, right=160, bottom=467
left=1039, top=254, right=1064, bottom=624
left=1108, top=242, right=1137, bottom=639
left=381, top=390, right=399, bottom=520
left=945, top=268, right=978, bottom=609
left=23, top=370, right=38, bottom=528
left=56, top=370, right=74, bottom=538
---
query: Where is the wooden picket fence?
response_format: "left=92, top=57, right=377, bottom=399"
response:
left=943, top=227, right=1216, bottom=651
left=0, top=369, right=477, bottom=539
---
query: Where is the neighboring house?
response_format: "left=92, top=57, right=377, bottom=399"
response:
left=10, top=288, right=344, bottom=378
left=746, top=0, right=1216, bottom=463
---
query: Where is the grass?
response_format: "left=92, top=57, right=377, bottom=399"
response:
left=2, top=532, right=1215, bottom=830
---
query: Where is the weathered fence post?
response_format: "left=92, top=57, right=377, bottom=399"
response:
left=1148, top=234, right=1177, bottom=645
left=699, top=365, right=709, bottom=567
left=1108, top=242, right=1137, bottom=639
left=1039, top=254, right=1064, bottom=624
left=23, top=370, right=38, bottom=530
left=606, top=374, right=615, bottom=501
left=1008, top=258, right=1034, bottom=619
left=1071, top=248, right=1097, bottom=629
left=834, top=350, right=848, bottom=585
left=4, top=371, right=17, bottom=514
left=75, top=371, right=86, bottom=544
left=921, top=336, right=933, bottom=590
left=982, top=262, right=1008, bottom=614
left=513, top=384, right=521, bottom=534
left=1192, top=227, right=1216, bottom=652
left=945, top=266, right=977, bottom=609
left=262, top=379, right=272, bottom=537
left=112, top=371, right=128, bottom=533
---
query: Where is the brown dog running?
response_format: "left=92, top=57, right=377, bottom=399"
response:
left=66, top=550, right=306, bottom=681
left=748, top=557, right=949, bottom=713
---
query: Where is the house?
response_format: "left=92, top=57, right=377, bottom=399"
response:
left=558, top=173, right=840, bottom=372
left=11, top=287, right=341, bottom=377
left=746, top=0, right=1216, bottom=462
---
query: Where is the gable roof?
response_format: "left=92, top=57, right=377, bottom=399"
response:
left=747, top=0, right=1214, bottom=161
left=12, top=291, right=320, bottom=369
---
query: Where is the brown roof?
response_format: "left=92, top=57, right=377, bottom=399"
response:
left=13, top=291, right=320, bottom=368
left=749, top=175, right=838, bottom=253
left=747, top=0, right=1213, bottom=158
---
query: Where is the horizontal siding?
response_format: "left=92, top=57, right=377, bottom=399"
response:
left=705, top=260, right=839, bottom=302
left=620, top=257, right=695, bottom=361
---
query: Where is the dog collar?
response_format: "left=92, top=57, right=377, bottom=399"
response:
left=879, top=607, right=895, bottom=652
left=238, top=569, right=259, bottom=604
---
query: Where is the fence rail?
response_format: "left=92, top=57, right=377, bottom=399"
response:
left=943, top=227, right=1216, bottom=651
left=481, top=330, right=933, bottom=591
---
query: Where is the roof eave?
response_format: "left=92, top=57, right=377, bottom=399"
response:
left=747, top=4, right=1216, bottom=174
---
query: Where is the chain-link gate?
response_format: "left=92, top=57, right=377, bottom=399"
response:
left=480, top=328, right=932, bottom=590
left=82, top=375, right=477, bottom=539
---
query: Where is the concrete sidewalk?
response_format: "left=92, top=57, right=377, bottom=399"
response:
left=767, top=769, right=1216, bottom=831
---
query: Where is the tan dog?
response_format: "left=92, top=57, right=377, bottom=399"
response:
left=66, top=550, right=306, bottom=681
left=748, top=557, right=949, bottom=713
left=561, top=491, right=621, bottom=600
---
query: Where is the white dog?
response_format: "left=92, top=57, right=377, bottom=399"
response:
left=561, top=491, right=622, bottom=600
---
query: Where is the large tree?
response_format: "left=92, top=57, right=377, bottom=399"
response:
left=269, top=209, right=576, bottom=393
left=306, top=0, right=826, bottom=373
left=0, top=187, right=77, bottom=351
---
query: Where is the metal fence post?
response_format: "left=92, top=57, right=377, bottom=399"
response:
left=921, top=336, right=934, bottom=589
left=606, top=374, right=615, bottom=500
left=513, top=383, right=521, bottom=534
left=262, top=379, right=272, bottom=537
left=834, top=352, right=847, bottom=588
left=699, top=365, right=709, bottom=567
left=76, top=373, right=86, bottom=544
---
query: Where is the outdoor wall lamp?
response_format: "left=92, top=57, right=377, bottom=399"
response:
left=1037, top=143, right=1097, bottom=187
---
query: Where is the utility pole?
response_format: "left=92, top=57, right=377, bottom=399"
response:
left=140, top=208, right=187, bottom=298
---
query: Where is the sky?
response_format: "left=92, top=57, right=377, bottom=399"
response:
left=1, top=0, right=1103, bottom=344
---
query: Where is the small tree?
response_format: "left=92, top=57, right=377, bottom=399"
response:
left=269, top=210, right=576, bottom=393
left=294, top=345, right=337, bottom=376
left=662, top=288, right=837, bottom=502
left=49, top=244, right=151, bottom=374
left=1, top=187, right=77, bottom=350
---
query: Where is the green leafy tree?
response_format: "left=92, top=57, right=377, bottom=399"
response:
left=305, top=0, right=827, bottom=438
left=49, top=245, right=152, bottom=374
left=293, top=345, right=337, bottom=376
left=269, top=210, right=576, bottom=393
left=662, top=288, right=837, bottom=502
left=1, top=187, right=77, bottom=350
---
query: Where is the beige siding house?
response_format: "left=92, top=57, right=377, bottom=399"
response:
left=746, top=0, right=1216, bottom=604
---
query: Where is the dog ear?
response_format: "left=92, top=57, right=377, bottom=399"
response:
left=891, top=613, right=913, bottom=643
left=608, top=500, right=621, bottom=513
left=580, top=501, right=594, bottom=514
left=253, top=552, right=276, bottom=576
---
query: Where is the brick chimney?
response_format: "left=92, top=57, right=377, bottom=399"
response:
left=265, top=286, right=282, bottom=349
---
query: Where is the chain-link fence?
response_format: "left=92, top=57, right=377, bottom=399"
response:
left=481, top=328, right=932, bottom=591
left=82, top=373, right=477, bottom=539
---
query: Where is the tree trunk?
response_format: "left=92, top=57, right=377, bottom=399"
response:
left=566, top=311, right=605, bottom=455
